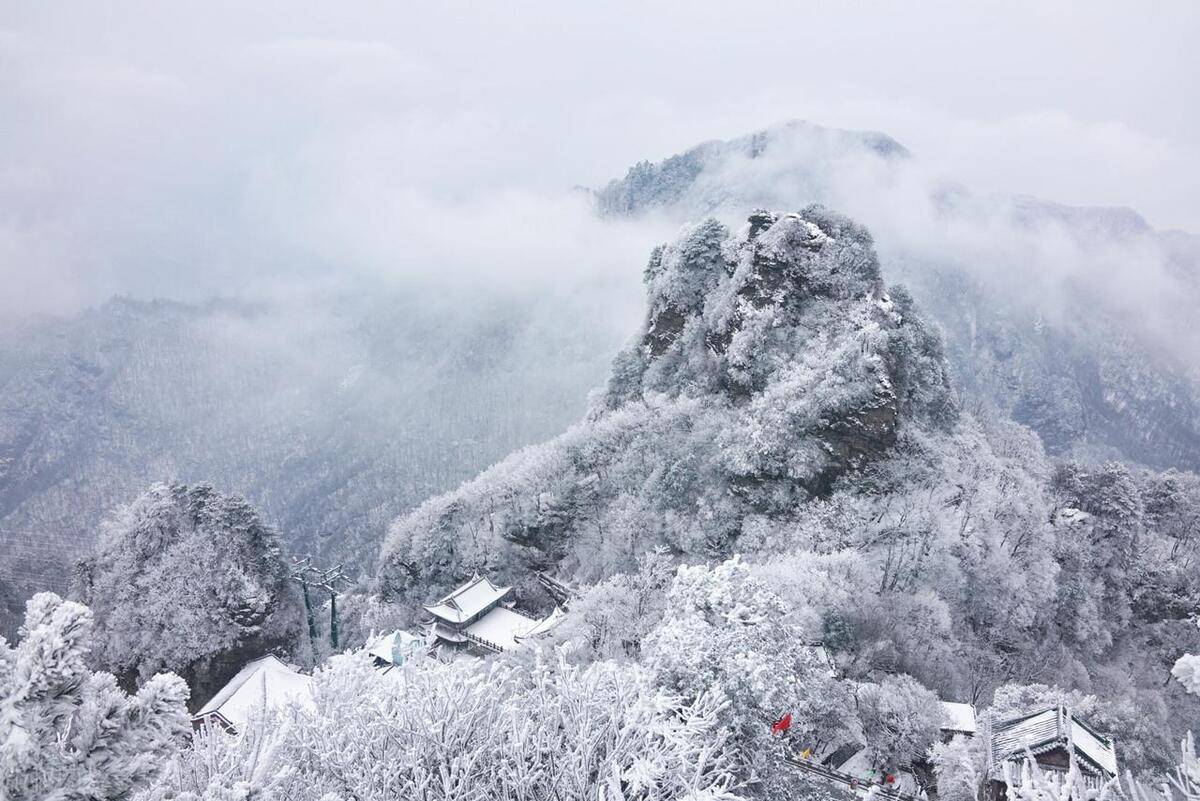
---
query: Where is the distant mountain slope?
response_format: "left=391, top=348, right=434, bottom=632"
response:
left=595, top=121, right=910, bottom=217
left=0, top=289, right=620, bottom=632
left=595, top=120, right=1200, bottom=471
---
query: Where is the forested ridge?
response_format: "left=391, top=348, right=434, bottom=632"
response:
left=378, top=207, right=1200, bottom=776
left=3, top=203, right=1198, bottom=801
left=0, top=123, right=1195, bottom=801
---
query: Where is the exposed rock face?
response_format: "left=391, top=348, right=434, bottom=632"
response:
left=595, top=121, right=1200, bottom=473
left=609, top=206, right=954, bottom=492
left=378, top=207, right=956, bottom=601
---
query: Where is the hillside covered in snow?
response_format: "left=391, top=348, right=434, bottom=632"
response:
left=0, top=287, right=623, bottom=635
left=378, top=207, right=1200, bottom=774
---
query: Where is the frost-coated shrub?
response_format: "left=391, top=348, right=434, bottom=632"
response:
left=1003, top=756, right=1121, bottom=801
left=0, top=592, right=190, bottom=800
left=142, top=650, right=743, bottom=801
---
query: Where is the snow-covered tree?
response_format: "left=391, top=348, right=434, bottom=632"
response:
left=73, top=482, right=303, bottom=697
left=1174, top=655, right=1200, bottom=696
left=989, top=684, right=1099, bottom=721
left=930, top=733, right=986, bottom=801
left=550, top=548, right=673, bottom=662
left=644, top=556, right=853, bottom=796
left=854, top=674, right=944, bottom=771
left=0, top=592, right=190, bottom=800
left=1002, top=755, right=1120, bottom=801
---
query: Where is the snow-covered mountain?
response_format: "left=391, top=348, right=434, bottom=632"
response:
left=374, top=206, right=955, bottom=594
left=2, top=119, right=1197, bottom=666
left=378, top=206, right=1200, bottom=773
left=379, top=206, right=957, bottom=600
left=595, top=121, right=1200, bottom=471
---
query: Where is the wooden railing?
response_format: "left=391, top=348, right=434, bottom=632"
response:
left=462, top=630, right=503, bottom=653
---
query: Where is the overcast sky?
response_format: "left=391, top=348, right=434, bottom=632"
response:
left=1, top=1, right=1197, bottom=319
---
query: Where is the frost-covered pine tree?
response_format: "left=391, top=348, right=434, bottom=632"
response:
left=0, top=592, right=190, bottom=800
left=72, top=482, right=303, bottom=698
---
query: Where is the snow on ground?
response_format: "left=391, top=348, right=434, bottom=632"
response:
left=465, top=606, right=540, bottom=651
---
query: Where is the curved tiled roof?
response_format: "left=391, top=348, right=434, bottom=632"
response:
left=193, top=655, right=313, bottom=732
left=423, top=574, right=511, bottom=623
left=989, top=705, right=1118, bottom=778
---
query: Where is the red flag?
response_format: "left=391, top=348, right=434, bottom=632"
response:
left=884, top=774, right=895, bottom=784
left=770, top=712, right=792, bottom=735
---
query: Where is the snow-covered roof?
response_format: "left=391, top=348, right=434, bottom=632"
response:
left=989, top=706, right=1118, bottom=778
left=423, top=574, right=511, bottom=624
left=193, top=655, right=313, bottom=732
left=798, top=643, right=837, bottom=677
left=464, top=606, right=540, bottom=651
left=516, top=606, right=566, bottom=641
left=941, top=701, right=977, bottom=734
left=1071, top=717, right=1120, bottom=777
left=366, top=630, right=425, bottom=665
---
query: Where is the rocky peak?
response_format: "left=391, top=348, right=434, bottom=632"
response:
left=378, top=206, right=959, bottom=601
left=606, top=206, right=956, bottom=490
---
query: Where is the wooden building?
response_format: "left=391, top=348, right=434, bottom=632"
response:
left=191, top=655, right=313, bottom=733
left=985, top=705, right=1119, bottom=799
left=423, top=574, right=564, bottom=654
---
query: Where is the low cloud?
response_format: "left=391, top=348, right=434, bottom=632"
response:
left=0, top=2, right=1195, bottom=326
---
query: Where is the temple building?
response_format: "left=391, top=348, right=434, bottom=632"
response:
left=985, top=705, right=1119, bottom=798
left=191, top=655, right=313, bottom=733
left=423, top=574, right=564, bottom=654
left=940, top=701, right=978, bottom=738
